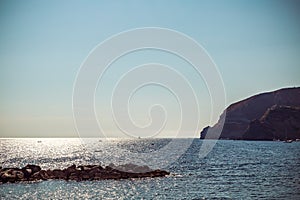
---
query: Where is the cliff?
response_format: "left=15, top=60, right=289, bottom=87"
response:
left=243, top=105, right=300, bottom=140
left=200, top=87, right=300, bottom=140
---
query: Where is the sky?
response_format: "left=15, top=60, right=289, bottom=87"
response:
left=0, top=0, right=300, bottom=138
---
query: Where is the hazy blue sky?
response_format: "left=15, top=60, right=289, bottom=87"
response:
left=1, top=0, right=300, bottom=137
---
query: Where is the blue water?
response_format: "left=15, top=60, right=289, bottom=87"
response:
left=0, top=138, right=300, bottom=199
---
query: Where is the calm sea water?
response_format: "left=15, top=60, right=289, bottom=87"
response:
left=0, top=138, right=299, bottom=199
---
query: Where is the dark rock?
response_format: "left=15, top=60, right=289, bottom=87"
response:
left=243, top=105, right=300, bottom=140
left=21, top=164, right=41, bottom=179
left=52, top=169, right=65, bottom=179
left=15, top=170, right=24, bottom=180
left=0, top=168, right=25, bottom=183
left=23, top=164, right=41, bottom=174
left=67, top=164, right=76, bottom=170
left=88, top=167, right=101, bottom=176
left=0, top=164, right=169, bottom=184
left=80, top=171, right=91, bottom=180
left=64, top=164, right=77, bottom=179
left=94, top=172, right=104, bottom=180
left=200, top=87, right=300, bottom=140
left=200, top=126, right=210, bottom=139
left=39, top=170, right=49, bottom=180
left=31, top=172, right=42, bottom=180
left=69, top=171, right=82, bottom=181
left=45, top=169, right=54, bottom=179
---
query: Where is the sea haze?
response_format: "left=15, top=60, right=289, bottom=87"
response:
left=0, top=138, right=300, bottom=199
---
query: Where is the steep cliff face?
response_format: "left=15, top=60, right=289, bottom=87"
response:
left=243, top=106, right=300, bottom=140
left=200, top=87, right=300, bottom=140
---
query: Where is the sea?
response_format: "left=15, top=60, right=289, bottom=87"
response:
left=0, top=138, right=299, bottom=199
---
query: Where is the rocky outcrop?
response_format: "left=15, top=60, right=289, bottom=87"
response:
left=243, top=105, right=300, bottom=140
left=200, top=87, right=300, bottom=140
left=0, top=164, right=169, bottom=184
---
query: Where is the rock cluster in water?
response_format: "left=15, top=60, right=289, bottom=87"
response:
left=0, top=164, right=169, bottom=184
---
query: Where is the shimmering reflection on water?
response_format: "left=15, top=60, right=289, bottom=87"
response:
left=0, top=138, right=300, bottom=199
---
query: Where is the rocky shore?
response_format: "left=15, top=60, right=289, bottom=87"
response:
left=0, top=164, right=170, bottom=184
